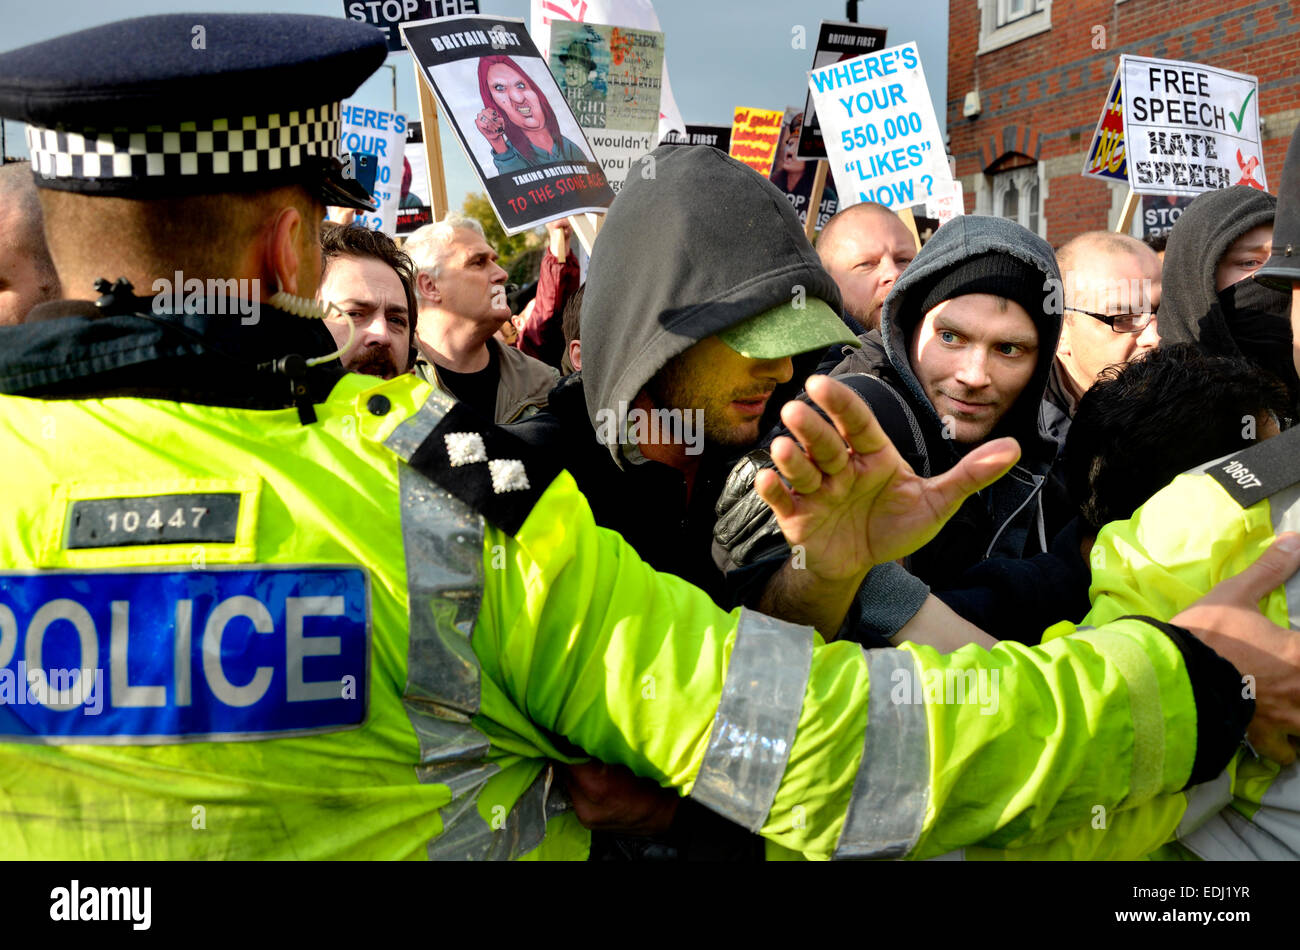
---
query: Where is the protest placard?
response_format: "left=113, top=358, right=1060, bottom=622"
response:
left=660, top=124, right=731, bottom=152
left=400, top=14, right=614, bottom=234
left=339, top=104, right=408, bottom=235
left=1081, top=67, right=1128, bottom=184
left=797, top=20, right=888, bottom=160
left=396, top=120, right=435, bottom=234
left=770, top=107, right=838, bottom=233
left=729, top=107, right=784, bottom=176
left=342, top=0, right=479, bottom=52
left=529, top=0, right=686, bottom=142
left=548, top=21, right=663, bottom=194
left=1141, top=194, right=1194, bottom=239
left=925, top=180, right=964, bottom=228
left=809, top=42, right=954, bottom=211
left=1120, top=54, right=1265, bottom=195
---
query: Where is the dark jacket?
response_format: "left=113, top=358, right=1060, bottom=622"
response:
left=932, top=518, right=1093, bottom=645
left=1158, top=185, right=1298, bottom=411
left=715, top=215, right=1069, bottom=610
left=831, top=214, right=1066, bottom=580
left=0, top=297, right=343, bottom=407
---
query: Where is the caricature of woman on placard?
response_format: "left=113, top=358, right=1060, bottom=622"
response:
left=474, top=55, right=588, bottom=174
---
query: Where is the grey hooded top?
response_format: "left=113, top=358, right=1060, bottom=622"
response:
left=579, top=144, right=843, bottom=467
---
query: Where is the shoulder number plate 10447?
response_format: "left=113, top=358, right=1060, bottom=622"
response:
left=0, top=566, right=369, bottom=742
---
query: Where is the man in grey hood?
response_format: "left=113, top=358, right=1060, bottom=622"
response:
left=509, top=144, right=863, bottom=859
left=716, top=214, right=1069, bottom=638
left=1157, top=185, right=1297, bottom=412
left=511, top=144, right=857, bottom=608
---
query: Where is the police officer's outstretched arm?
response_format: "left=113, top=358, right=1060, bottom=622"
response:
left=474, top=442, right=1258, bottom=860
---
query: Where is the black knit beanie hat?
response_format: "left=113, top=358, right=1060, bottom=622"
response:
left=917, top=251, right=1048, bottom=322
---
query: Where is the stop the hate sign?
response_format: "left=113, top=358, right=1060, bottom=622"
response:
left=809, top=42, right=953, bottom=211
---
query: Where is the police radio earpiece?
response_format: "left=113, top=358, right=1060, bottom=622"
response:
left=266, top=290, right=355, bottom=368
left=253, top=290, right=357, bottom=425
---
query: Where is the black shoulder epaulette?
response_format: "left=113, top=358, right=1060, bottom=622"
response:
left=1203, top=423, right=1300, bottom=509
left=405, top=400, right=563, bottom=536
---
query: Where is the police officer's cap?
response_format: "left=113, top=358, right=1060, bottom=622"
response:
left=0, top=14, right=387, bottom=210
left=1257, top=123, right=1300, bottom=290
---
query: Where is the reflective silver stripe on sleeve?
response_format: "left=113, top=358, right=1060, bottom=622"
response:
left=690, top=608, right=813, bottom=833
left=427, top=763, right=568, bottom=861
left=834, top=648, right=930, bottom=859
left=1176, top=769, right=1234, bottom=840
left=386, top=390, right=570, bottom=860
left=1181, top=807, right=1291, bottom=860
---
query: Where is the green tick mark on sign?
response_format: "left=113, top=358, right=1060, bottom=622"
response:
left=1230, top=88, right=1255, bottom=133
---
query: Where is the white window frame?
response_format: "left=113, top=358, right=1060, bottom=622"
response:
left=978, top=0, right=1052, bottom=55
left=983, top=164, right=1046, bottom=238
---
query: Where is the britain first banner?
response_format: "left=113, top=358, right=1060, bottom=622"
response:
left=808, top=42, right=954, bottom=211
left=401, top=14, right=615, bottom=234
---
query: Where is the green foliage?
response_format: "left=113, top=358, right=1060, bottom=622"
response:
left=460, top=193, right=540, bottom=284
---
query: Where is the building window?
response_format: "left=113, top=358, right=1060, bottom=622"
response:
left=979, top=0, right=1052, bottom=54
left=990, top=164, right=1044, bottom=237
left=997, top=0, right=1045, bottom=27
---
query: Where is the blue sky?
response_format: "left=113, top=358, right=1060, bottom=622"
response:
left=1, top=0, right=949, bottom=214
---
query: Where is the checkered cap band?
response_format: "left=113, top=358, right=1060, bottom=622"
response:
left=25, top=102, right=342, bottom=183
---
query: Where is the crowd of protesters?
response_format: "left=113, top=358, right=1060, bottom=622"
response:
left=174, top=151, right=1299, bottom=857
left=2, top=109, right=1298, bottom=861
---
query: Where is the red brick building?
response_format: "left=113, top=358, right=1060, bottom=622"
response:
left=946, top=0, right=1299, bottom=245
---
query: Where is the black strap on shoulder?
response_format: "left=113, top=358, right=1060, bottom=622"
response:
left=831, top=372, right=931, bottom=477
left=1204, top=423, right=1300, bottom=509
left=406, top=400, right=564, bottom=536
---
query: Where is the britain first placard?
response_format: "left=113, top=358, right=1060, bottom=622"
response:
left=660, top=124, right=731, bottom=152
left=401, top=14, right=615, bottom=234
left=1120, top=54, right=1266, bottom=196
left=809, top=42, right=953, bottom=211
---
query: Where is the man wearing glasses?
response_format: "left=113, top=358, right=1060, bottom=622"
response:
left=1044, top=232, right=1162, bottom=445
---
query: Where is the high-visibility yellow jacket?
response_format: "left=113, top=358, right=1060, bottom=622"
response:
left=0, top=371, right=1251, bottom=859
left=1052, top=432, right=1300, bottom=861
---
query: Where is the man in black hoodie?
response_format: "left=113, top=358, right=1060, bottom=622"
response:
left=716, top=214, right=1069, bottom=641
left=1157, top=185, right=1298, bottom=412
left=509, top=144, right=861, bottom=858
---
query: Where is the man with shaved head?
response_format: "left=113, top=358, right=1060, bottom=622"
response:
left=816, top=201, right=916, bottom=333
left=0, top=162, right=59, bottom=325
left=1043, top=231, right=1161, bottom=444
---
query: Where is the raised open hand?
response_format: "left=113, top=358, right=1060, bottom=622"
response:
left=757, top=375, right=1021, bottom=584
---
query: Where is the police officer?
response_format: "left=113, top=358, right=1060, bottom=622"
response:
left=1023, top=123, right=1300, bottom=861
left=0, top=14, right=1297, bottom=861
